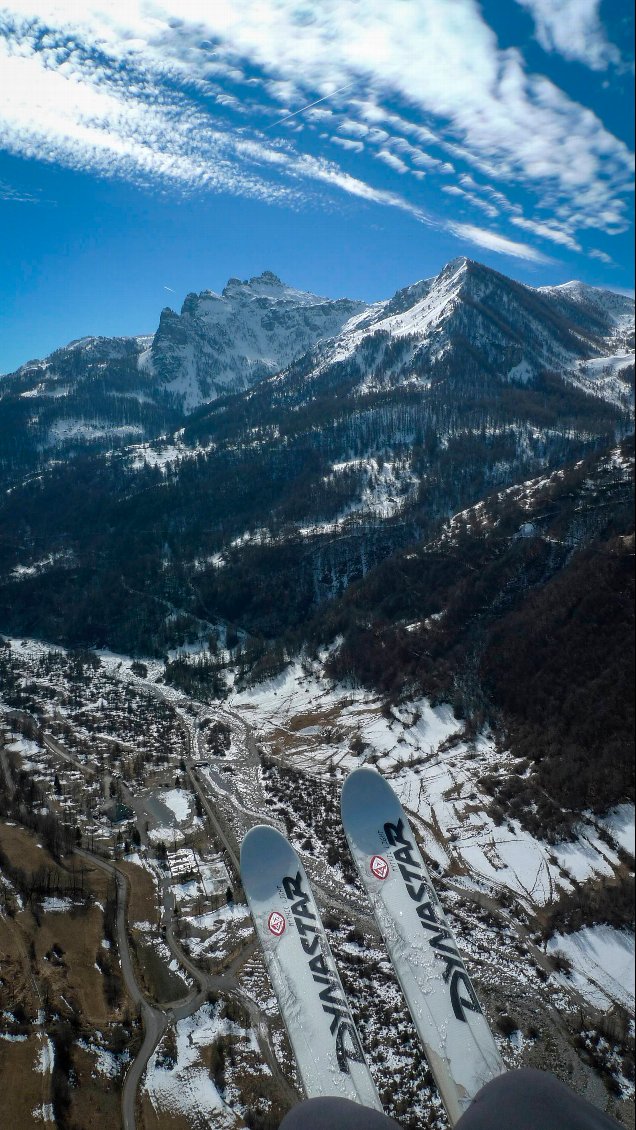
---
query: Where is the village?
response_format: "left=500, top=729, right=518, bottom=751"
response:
left=0, top=636, right=633, bottom=1129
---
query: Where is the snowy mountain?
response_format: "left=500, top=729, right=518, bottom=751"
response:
left=537, top=279, right=635, bottom=349
left=318, top=258, right=634, bottom=406
left=142, top=263, right=634, bottom=411
left=0, top=331, right=177, bottom=478
left=0, top=273, right=367, bottom=475
left=140, top=271, right=367, bottom=411
left=1, top=261, right=632, bottom=487
left=0, top=257, right=632, bottom=655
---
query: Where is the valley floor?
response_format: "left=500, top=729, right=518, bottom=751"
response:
left=0, top=636, right=634, bottom=1129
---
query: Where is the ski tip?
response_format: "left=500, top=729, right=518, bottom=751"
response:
left=240, top=824, right=299, bottom=899
left=341, top=767, right=404, bottom=853
left=341, top=765, right=392, bottom=813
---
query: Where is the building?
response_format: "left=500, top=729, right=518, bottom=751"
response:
left=166, top=847, right=199, bottom=882
left=104, top=801, right=134, bottom=825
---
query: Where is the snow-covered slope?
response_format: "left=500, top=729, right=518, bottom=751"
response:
left=317, top=258, right=634, bottom=406
left=7, top=333, right=153, bottom=390
left=0, top=274, right=366, bottom=457
left=231, top=661, right=635, bottom=1020
left=537, top=280, right=635, bottom=346
left=144, top=271, right=367, bottom=411
left=0, top=333, right=178, bottom=469
left=2, top=262, right=631, bottom=472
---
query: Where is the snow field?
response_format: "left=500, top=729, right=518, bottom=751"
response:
left=185, top=901, right=252, bottom=960
left=48, top=419, right=144, bottom=445
left=40, top=896, right=74, bottom=913
left=77, top=1037, right=130, bottom=1078
left=143, top=1003, right=247, bottom=1126
left=31, top=1104, right=55, bottom=1123
left=231, top=661, right=635, bottom=1018
left=547, top=927, right=635, bottom=1012
left=158, top=788, right=192, bottom=824
left=34, top=1034, right=53, bottom=1075
left=597, top=805, right=635, bottom=858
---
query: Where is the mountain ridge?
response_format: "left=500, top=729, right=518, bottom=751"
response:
left=0, top=258, right=633, bottom=838
left=0, top=254, right=630, bottom=656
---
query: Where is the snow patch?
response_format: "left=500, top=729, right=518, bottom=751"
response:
left=597, top=805, right=635, bottom=858
left=32, top=1104, right=55, bottom=1123
left=159, top=788, right=192, bottom=824
left=507, top=359, right=534, bottom=384
left=47, top=418, right=144, bottom=444
left=41, top=896, right=73, bottom=913
left=35, top=1035, right=54, bottom=1074
left=547, top=926, right=635, bottom=1011
left=143, top=1005, right=240, bottom=1126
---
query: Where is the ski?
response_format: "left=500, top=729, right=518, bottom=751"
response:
left=240, top=824, right=383, bottom=1112
left=341, top=767, right=505, bottom=1127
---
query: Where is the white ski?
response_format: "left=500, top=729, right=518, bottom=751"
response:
left=341, top=767, right=505, bottom=1126
left=240, top=824, right=383, bottom=1112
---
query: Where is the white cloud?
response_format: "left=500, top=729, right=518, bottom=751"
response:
left=0, top=0, right=632, bottom=257
left=443, top=182, right=499, bottom=218
left=336, top=118, right=370, bottom=140
left=460, top=191, right=499, bottom=219
left=375, top=149, right=408, bottom=175
left=0, top=40, right=298, bottom=205
left=331, top=136, right=364, bottom=153
left=0, top=19, right=434, bottom=225
left=449, top=222, right=552, bottom=262
left=0, top=178, right=39, bottom=201
left=514, top=0, right=622, bottom=70
left=511, top=215, right=581, bottom=251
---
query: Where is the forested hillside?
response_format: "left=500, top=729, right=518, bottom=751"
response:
left=316, top=439, right=634, bottom=830
left=0, top=258, right=633, bottom=830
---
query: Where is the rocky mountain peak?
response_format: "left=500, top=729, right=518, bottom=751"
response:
left=320, top=257, right=634, bottom=407
left=147, top=273, right=368, bottom=411
left=220, top=271, right=298, bottom=302
left=438, top=254, right=473, bottom=275
left=256, top=270, right=283, bottom=285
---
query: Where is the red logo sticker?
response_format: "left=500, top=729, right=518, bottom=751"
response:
left=370, top=855, right=389, bottom=880
left=268, top=910, right=286, bottom=937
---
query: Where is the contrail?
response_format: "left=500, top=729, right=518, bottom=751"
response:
left=163, top=285, right=175, bottom=292
left=267, top=81, right=357, bottom=129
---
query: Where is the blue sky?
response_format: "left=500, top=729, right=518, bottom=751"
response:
left=0, top=0, right=633, bottom=374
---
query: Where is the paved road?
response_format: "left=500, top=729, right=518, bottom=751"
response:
left=159, top=869, right=298, bottom=1107
left=186, top=763, right=241, bottom=878
left=75, top=850, right=205, bottom=1130
left=75, top=849, right=159, bottom=1130
left=75, top=838, right=299, bottom=1128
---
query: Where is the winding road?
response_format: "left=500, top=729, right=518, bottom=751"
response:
left=75, top=829, right=298, bottom=1129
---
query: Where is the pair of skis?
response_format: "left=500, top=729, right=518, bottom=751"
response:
left=240, top=767, right=505, bottom=1126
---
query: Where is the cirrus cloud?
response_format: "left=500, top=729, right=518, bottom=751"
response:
left=514, top=0, right=622, bottom=71
left=449, top=222, right=552, bottom=263
left=0, top=0, right=632, bottom=265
